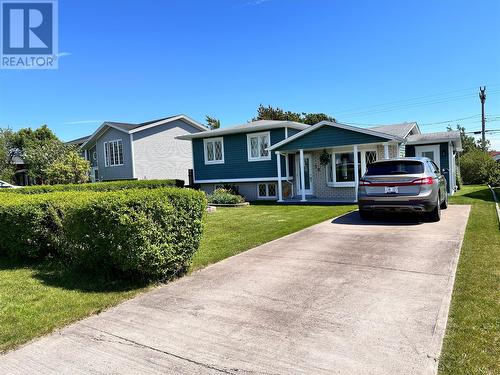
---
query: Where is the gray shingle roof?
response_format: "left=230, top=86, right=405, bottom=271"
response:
left=406, top=131, right=461, bottom=144
left=368, top=122, right=418, bottom=138
left=177, top=120, right=310, bottom=140
left=66, top=135, right=91, bottom=145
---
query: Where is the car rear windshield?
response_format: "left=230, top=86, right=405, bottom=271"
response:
left=365, top=161, right=424, bottom=175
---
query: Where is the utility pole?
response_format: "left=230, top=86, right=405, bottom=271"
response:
left=479, top=86, right=486, bottom=150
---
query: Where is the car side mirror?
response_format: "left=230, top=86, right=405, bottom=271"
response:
left=441, top=168, right=448, bottom=174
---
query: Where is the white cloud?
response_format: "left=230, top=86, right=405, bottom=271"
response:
left=64, top=120, right=102, bottom=125
left=56, top=52, right=72, bottom=59
left=244, top=0, right=271, bottom=6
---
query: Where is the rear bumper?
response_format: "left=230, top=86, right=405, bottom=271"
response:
left=358, top=199, right=436, bottom=213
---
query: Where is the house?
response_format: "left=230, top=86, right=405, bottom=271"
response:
left=489, top=151, right=500, bottom=162
left=75, top=115, right=207, bottom=183
left=178, top=120, right=462, bottom=202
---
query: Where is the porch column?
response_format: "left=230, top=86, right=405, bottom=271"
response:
left=299, top=149, right=306, bottom=202
left=285, top=153, right=290, bottom=181
left=276, top=152, right=283, bottom=202
left=354, top=145, right=359, bottom=203
left=384, top=143, right=389, bottom=159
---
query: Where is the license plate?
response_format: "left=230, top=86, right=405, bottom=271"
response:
left=385, top=186, right=398, bottom=194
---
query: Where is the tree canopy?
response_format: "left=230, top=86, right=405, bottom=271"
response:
left=252, top=104, right=336, bottom=125
left=0, top=125, right=89, bottom=185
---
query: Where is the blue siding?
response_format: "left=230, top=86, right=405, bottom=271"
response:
left=405, top=142, right=451, bottom=193
left=193, top=129, right=288, bottom=181
left=276, top=125, right=389, bottom=151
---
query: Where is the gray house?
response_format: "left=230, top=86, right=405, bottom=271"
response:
left=77, top=115, right=207, bottom=183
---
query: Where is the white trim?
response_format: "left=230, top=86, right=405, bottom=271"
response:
left=415, top=144, right=441, bottom=170
left=81, top=122, right=129, bottom=149
left=268, top=121, right=403, bottom=151
left=354, top=145, right=359, bottom=203
left=129, top=115, right=207, bottom=134
left=130, top=133, right=136, bottom=178
left=203, top=137, right=225, bottom=165
left=247, top=131, right=272, bottom=162
left=276, top=152, right=283, bottom=202
left=103, top=139, right=124, bottom=167
left=285, top=127, right=289, bottom=139
left=448, top=141, right=455, bottom=195
left=285, top=154, right=290, bottom=180
left=257, top=182, right=278, bottom=199
left=299, top=149, right=306, bottom=201
left=194, top=177, right=289, bottom=184
left=384, top=143, right=389, bottom=159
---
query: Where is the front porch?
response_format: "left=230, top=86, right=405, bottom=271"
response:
left=268, top=121, right=405, bottom=203
left=274, top=143, right=400, bottom=203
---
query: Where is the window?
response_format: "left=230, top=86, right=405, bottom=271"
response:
left=365, top=160, right=424, bottom=175
left=257, top=182, right=277, bottom=198
left=326, top=149, right=377, bottom=185
left=247, top=132, right=271, bottom=161
left=104, top=140, right=124, bottom=167
left=92, top=151, right=97, bottom=161
left=204, top=137, right=224, bottom=164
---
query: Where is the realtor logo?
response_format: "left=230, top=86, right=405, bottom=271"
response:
left=1, top=0, right=58, bottom=69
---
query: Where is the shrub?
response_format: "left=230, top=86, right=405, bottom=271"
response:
left=207, top=188, right=245, bottom=205
left=0, top=188, right=206, bottom=280
left=0, top=179, right=183, bottom=195
left=460, top=149, right=500, bottom=185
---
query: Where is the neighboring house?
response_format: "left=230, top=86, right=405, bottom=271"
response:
left=74, top=115, right=207, bottom=183
left=178, top=120, right=462, bottom=202
left=11, top=154, right=30, bottom=186
left=489, top=151, right=500, bottom=162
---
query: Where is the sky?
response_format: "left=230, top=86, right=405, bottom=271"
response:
left=0, top=0, right=499, bottom=148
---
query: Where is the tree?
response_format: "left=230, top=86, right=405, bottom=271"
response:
left=206, top=116, right=221, bottom=130
left=0, top=128, right=16, bottom=182
left=447, top=124, right=489, bottom=154
left=252, top=104, right=336, bottom=125
left=3, top=124, right=89, bottom=185
left=459, top=148, right=500, bottom=185
left=46, top=150, right=90, bottom=184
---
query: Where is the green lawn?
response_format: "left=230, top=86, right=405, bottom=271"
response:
left=439, top=185, right=500, bottom=375
left=0, top=203, right=354, bottom=352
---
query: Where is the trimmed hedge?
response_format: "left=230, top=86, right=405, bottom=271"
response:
left=0, top=179, right=183, bottom=195
left=0, top=188, right=206, bottom=280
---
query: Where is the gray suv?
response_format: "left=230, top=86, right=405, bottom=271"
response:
left=357, top=157, right=448, bottom=222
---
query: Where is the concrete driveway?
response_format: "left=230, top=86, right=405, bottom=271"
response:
left=0, top=205, right=470, bottom=375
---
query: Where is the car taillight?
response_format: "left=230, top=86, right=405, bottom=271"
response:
left=412, top=177, right=434, bottom=185
left=359, top=179, right=371, bottom=186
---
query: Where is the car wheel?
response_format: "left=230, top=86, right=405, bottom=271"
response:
left=427, top=196, right=441, bottom=222
left=359, top=209, right=372, bottom=220
left=440, top=193, right=448, bottom=209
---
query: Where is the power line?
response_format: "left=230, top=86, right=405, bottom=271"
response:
left=333, top=84, right=500, bottom=116
left=337, top=90, right=500, bottom=119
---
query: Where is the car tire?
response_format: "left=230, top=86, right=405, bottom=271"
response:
left=440, top=193, right=448, bottom=209
left=359, top=209, right=372, bottom=220
left=427, top=197, right=441, bottom=222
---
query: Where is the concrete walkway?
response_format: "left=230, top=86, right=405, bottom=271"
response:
left=0, top=205, right=470, bottom=375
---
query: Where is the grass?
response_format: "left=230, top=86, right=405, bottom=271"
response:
left=0, top=203, right=354, bottom=352
left=0, top=259, right=148, bottom=352
left=438, top=185, right=500, bottom=375
left=190, top=204, right=355, bottom=272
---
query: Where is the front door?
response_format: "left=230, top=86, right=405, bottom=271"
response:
left=415, top=145, right=441, bottom=170
left=296, top=154, right=313, bottom=195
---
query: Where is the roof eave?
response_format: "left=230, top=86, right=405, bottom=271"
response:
left=176, top=122, right=308, bottom=140
left=268, top=121, right=403, bottom=151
